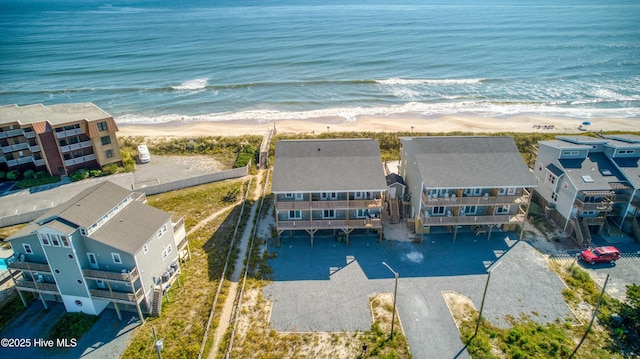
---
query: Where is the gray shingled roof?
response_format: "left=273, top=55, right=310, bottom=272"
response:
left=36, top=181, right=133, bottom=228
left=403, top=136, right=537, bottom=188
left=91, top=200, right=170, bottom=254
left=271, top=139, right=387, bottom=193
left=559, top=152, right=629, bottom=191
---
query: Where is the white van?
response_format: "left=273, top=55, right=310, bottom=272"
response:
left=138, top=144, right=151, bottom=163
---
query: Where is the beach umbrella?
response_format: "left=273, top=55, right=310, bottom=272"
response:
left=582, top=121, right=591, bottom=125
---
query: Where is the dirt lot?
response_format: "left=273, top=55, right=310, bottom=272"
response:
left=133, top=154, right=224, bottom=187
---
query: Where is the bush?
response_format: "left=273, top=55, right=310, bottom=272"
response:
left=233, top=144, right=257, bottom=168
left=47, top=312, right=98, bottom=341
left=0, top=171, right=5, bottom=180
left=16, top=176, right=60, bottom=189
left=6, top=170, right=20, bottom=181
left=70, top=169, right=88, bottom=182
left=35, top=171, right=48, bottom=179
left=102, top=164, right=118, bottom=175
left=23, top=169, right=35, bottom=179
left=89, top=169, right=102, bottom=177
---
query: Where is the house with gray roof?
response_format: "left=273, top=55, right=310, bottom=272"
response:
left=534, top=135, right=640, bottom=245
left=6, top=181, right=189, bottom=320
left=271, top=139, right=387, bottom=245
left=400, top=136, right=537, bottom=241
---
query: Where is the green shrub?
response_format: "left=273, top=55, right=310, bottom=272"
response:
left=89, top=169, right=102, bottom=177
left=6, top=170, right=20, bottom=181
left=0, top=171, right=5, bottom=180
left=70, top=169, right=88, bottom=182
left=102, top=163, right=118, bottom=175
left=23, top=169, right=35, bottom=179
left=233, top=144, right=257, bottom=168
left=35, top=171, right=48, bottom=179
left=16, top=176, right=60, bottom=189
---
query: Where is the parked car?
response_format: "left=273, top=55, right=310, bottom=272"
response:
left=138, top=144, right=151, bottom=163
left=580, top=246, right=621, bottom=265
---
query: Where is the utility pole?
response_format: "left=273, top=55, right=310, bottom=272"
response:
left=382, top=262, right=399, bottom=340
left=153, top=326, right=163, bottom=359
left=475, top=261, right=502, bottom=338
left=569, top=274, right=610, bottom=359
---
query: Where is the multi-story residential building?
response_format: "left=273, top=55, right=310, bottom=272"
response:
left=272, top=139, right=387, bottom=245
left=533, top=135, right=640, bottom=245
left=400, top=136, right=537, bottom=241
left=0, top=103, right=122, bottom=176
left=6, top=181, right=189, bottom=321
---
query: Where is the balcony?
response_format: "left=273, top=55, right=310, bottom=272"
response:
left=277, top=198, right=383, bottom=210
left=30, top=145, right=40, bottom=152
left=24, top=131, right=36, bottom=139
left=15, top=280, right=60, bottom=294
left=64, top=153, right=97, bottom=166
left=7, top=257, right=52, bottom=273
left=90, top=287, right=144, bottom=304
left=82, top=267, right=139, bottom=283
left=1, top=129, right=24, bottom=138
left=422, top=190, right=531, bottom=207
left=423, top=208, right=527, bottom=226
left=34, top=159, right=45, bottom=166
left=60, top=140, right=93, bottom=153
left=573, top=198, right=614, bottom=212
left=172, top=217, right=187, bottom=251
left=55, top=128, right=84, bottom=139
left=277, top=218, right=382, bottom=230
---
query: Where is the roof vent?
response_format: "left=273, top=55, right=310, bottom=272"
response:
left=317, top=148, right=321, bottom=151
left=600, top=169, right=612, bottom=176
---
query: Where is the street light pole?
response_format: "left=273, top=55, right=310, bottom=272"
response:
left=382, top=262, right=399, bottom=340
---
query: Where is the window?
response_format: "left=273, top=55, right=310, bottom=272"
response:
left=507, top=187, right=516, bottom=195
left=322, top=209, right=336, bottom=218
left=295, top=193, right=303, bottom=200
left=60, top=235, right=69, bottom=247
left=321, top=192, right=337, bottom=200
left=356, top=209, right=366, bottom=218
left=23, top=243, right=33, bottom=254
left=498, top=188, right=506, bottom=195
left=288, top=210, right=301, bottom=219
left=111, top=253, right=122, bottom=264
left=464, top=206, right=477, bottom=215
left=355, top=192, right=363, bottom=199
left=157, top=223, right=168, bottom=238
left=143, top=244, right=148, bottom=254
left=496, top=205, right=510, bottom=214
left=51, top=234, right=60, bottom=247
left=547, top=173, right=556, bottom=184
left=77, top=279, right=83, bottom=285
left=285, top=193, right=293, bottom=198
left=100, top=135, right=111, bottom=145
left=97, top=121, right=108, bottom=131
left=39, top=233, right=50, bottom=246
left=80, top=228, right=87, bottom=236
left=433, top=206, right=445, bottom=215
left=161, top=245, right=173, bottom=260
left=105, top=149, right=114, bottom=158
left=562, top=150, right=579, bottom=156
left=618, top=150, right=634, bottom=155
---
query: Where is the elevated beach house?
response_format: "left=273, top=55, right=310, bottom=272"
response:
left=400, top=136, right=537, bottom=241
left=6, top=181, right=189, bottom=321
left=0, top=102, right=122, bottom=176
left=533, top=135, right=640, bottom=245
left=272, top=139, right=387, bottom=245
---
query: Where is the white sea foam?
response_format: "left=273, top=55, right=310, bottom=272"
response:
left=114, top=102, right=640, bottom=125
left=172, top=78, right=209, bottom=91
left=377, top=78, right=484, bottom=85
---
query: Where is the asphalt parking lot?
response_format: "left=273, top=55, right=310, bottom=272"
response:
left=0, top=155, right=223, bottom=225
left=0, top=301, right=139, bottom=359
left=264, top=232, right=574, bottom=359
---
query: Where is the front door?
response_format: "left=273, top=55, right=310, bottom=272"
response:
left=87, top=253, right=98, bottom=269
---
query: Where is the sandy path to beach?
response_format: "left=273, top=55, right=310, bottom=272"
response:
left=117, top=114, right=638, bottom=137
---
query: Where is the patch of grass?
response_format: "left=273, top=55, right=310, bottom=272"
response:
left=16, top=175, right=61, bottom=189
left=0, top=223, right=27, bottom=241
left=47, top=312, right=98, bottom=341
left=0, top=292, right=33, bottom=330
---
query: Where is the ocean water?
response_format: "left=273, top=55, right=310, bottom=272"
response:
left=1, top=0, right=639, bottom=124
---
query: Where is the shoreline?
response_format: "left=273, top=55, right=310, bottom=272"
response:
left=116, top=114, right=639, bottom=137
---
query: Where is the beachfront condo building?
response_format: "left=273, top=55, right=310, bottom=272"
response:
left=0, top=103, right=122, bottom=176
left=271, top=139, right=387, bottom=245
left=533, top=135, right=640, bottom=246
left=6, top=181, right=189, bottom=320
left=400, top=136, right=537, bottom=241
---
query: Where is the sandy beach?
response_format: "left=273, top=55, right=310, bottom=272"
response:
left=116, top=114, right=638, bottom=137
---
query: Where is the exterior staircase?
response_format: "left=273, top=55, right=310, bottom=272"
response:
left=579, top=218, right=593, bottom=247
left=569, top=216, right=592, bottom=247
left=389, top=198, right=400, bottom=224
left=151, top=286, right=163, bottom=317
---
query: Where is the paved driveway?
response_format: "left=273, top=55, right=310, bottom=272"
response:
left=0, top=302, right=139, bottom=358
left=264, top=232, right=573, bottom=359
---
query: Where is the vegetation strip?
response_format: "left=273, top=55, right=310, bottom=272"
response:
left=198, top=177, right=253, bottom=359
